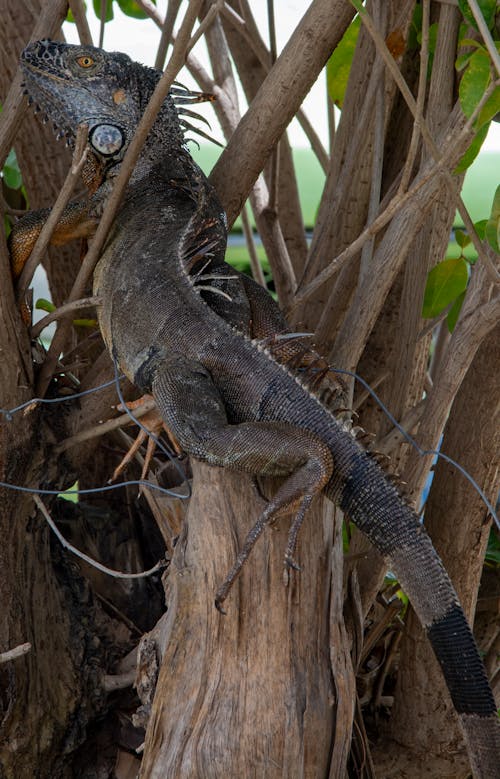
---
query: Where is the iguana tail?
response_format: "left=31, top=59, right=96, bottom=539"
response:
left=324, top=429, right=500, bottom=777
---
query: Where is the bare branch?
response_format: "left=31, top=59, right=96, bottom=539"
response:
left=356, top=2, right=500, bottom=283
left=0, top=642, right=31, bottom=664
left=399, top=0, right=429, bottom=194
left=210, top=0, right=355, bottom=225
left=17, top=124, right=90, bottom=296
left=68, top=0, right=94, bottom=45
left=56, top=396, right=157, bottom=454
left=31, top=295, right=101, bottom=339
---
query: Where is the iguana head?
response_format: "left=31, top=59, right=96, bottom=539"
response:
left=21, top=39, right=187, bottom=167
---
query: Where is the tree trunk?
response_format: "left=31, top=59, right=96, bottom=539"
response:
left=140, top=464, right=355, bottom=778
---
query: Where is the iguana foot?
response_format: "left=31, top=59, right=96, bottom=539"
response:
left=110, top=394, right=182, bottom=483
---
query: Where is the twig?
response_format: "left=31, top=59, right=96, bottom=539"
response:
left=210, top=0, right=356, bottom=225
left=296, top=107, right=329, bottom=173
left=134, top=0, right=163, bottom=26
left=55, top=396, right=157, bottom=453
left=0, top=642, right=31, bottom=664
left=187, top=0, right=223, bottom=54
left=154, top=0, right=182, bottom=70
left=34, top=494, right=164, bottom=579
left=31, top=296, right=102, bottom=339
left=36, top=0, right=204, bottom=397
left=102, top=669, right=136, bottom=692
left=241, top=206, right=267, bottom=288
left=267, top=0, right=279, bottom=212
left=467, top=0, right=500, bottom=78
left=68, top=0, right=94, bottom=45
left=294, top=22, right=500, bottom=309
left=98, top=0, right=106, bottom=48
left=354, top=0, right=500, bottom=283
left=290, top=161, right=443, bottom=311
left=16, top=125, right=90, bottom=296
left=399, top=0, right=429, bottom=194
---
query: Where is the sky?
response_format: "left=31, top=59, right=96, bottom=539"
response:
left=63, top=0, right=500, bottom=152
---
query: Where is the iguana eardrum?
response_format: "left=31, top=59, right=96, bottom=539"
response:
left=11, top=39, right=500, bottom=777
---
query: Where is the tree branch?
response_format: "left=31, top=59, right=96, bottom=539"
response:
left=209, top=0, right=355, bottom=225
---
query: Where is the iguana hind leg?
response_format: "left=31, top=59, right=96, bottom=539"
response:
left=151, top=353, right=333, bottom=610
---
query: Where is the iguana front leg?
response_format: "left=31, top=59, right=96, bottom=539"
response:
left=151, top=353, right=333, bottom=610
left=9, top=199, right=99, bottom=280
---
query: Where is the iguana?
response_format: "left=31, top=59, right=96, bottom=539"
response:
left=10, top=39, right=500, bottom=778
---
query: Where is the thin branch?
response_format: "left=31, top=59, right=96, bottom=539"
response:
left=36, top=0, right=204, bottom=397
left=34, top=494, right=165, bottom=579
left=31, top=296, right=102, bottom=339
left=16, top=124, right=90, bottom=296
left=68, top=0, right=94, bottom=45
left=98, top=0, right=106, bottom=48
left=296, top=107, right=329, bottom=173
left=154, top=0, right=182, bottom=70
left=210, top=0, right=356, bottom=225
left=294, top=34, right=500, bottom=309
left=55, top=396, right=157, bottom=453
left=102, top=668, right=136, bottom=692
left=241, top=205, right=267, bottom=288
left=467, top=0, right=500, bottom=78
left=133, top=0, right=163, bottom=26
left=399, top=0, right=429, bottom=194
left=290, top=160, right=444, bottom=311
left=0, top=642, right=31, bottom=664
left=187, top=0, right=223, bottom=54
left=355, top=1, right=500, bottom=284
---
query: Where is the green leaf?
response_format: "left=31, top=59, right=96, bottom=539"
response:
left=455, top=51, right=475, bottom=72
left=446, top=290, right=466, bottom=332
left=458, top=0, right=496, bottom=31
left=454, top=228, right=471, bottom=249
left=454, top=121, right=489, bottom=173
left=93, top=0, right=113, bottom=22
left=485, top=184, right=500, bottom=252
left=73, top=318, right=98, bottom=328
left=408, top=3, right=422, bottom=51
left=473, top=218, right=488, bottom=240
left=476, top=86, right=500, bottom=129
left=35, top=298, right=56, bottom=313
left=459, top=48, right=491, bottom=118
left=422, top=257, right=469, bottom=318
left=326, top=16, right=361, bottom=108
left=2, top=149, right=23, bottom=190
left=116, top=0, right=154, bottom=18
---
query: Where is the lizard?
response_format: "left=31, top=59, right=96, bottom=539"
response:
left=10, top=39, right=500, bottom=778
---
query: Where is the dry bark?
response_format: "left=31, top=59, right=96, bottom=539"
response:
left=140, top=464, right=353, bottom=778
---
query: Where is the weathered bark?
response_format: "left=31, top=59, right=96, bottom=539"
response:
left=140, top=464, right=354, bottom=778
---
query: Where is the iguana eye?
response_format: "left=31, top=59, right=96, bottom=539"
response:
left=77, top=55, right=94, bottom=68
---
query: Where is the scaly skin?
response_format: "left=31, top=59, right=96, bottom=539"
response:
left=12, top=40, right=500, bottom=778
